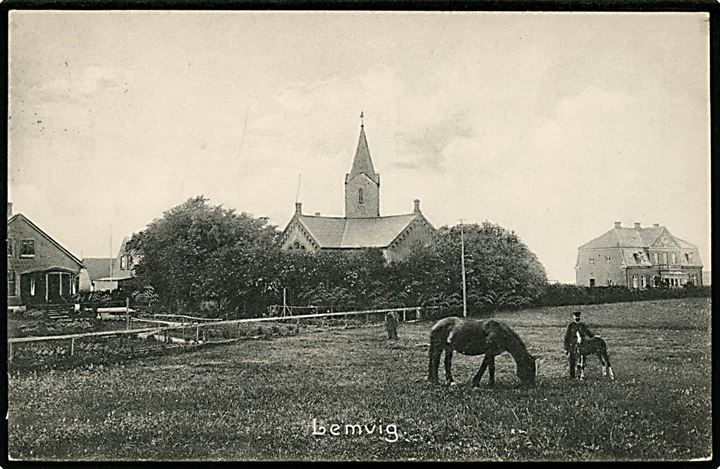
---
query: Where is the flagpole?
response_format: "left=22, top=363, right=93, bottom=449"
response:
left=460, top=220, right=467, bottom=318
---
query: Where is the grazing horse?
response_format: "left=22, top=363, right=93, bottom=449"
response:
left=574, top=331, right=614, bottom=380
left=428, top=317, right=539, bottom=387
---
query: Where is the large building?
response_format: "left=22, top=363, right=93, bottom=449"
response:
left=279, top=118, right=436, bottom=262
left=7, top=203, right=84, bottom=307
left=575, top=221, right=703, bottom=289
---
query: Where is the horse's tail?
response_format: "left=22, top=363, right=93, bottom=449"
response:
left=428, top=319, right=452, bottom=382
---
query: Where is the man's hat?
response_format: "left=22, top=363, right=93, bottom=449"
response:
left=572, top=311, right=582, bottom=318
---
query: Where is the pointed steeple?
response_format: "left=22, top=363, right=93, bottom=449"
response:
left=345, top=112, right=380, bottom=218
left=349, top=113, right=379, bottom=184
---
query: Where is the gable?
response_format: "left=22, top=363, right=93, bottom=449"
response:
left=650, top=229, right=681, bottom=249
left=8, top=214, right=83, bottom=271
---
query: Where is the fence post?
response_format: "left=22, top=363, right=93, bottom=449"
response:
left=71, top=337, right=75, bottom=356
left=196, top=325, right=200, bottom=343
left=125, top=297, right=130, bottom=330
left=403, top=309, right=407, bottom=322
left=8, top=342, right=13, bottom=363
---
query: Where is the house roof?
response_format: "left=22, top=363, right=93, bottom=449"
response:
left=348, top=125, right=379, bottom=184
left=296, top=213, right=424, bottom=248
left=580, top=225, right=682, bottom=250
left=7, top=213, right=84, bottom=268
left=82, top=257, right=133, bottom=282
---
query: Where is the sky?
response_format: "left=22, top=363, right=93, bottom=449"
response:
left=8, top=11, right=710, bottom=283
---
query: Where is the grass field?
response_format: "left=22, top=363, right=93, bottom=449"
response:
left=7, top=297, right=712, bottom=461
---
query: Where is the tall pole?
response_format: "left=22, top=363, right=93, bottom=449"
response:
left=460, top=220, right=467, bottom=318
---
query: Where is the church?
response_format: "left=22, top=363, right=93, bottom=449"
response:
left=279, top=116, right=437, bottom=263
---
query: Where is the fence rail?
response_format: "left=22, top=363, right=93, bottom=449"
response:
left=7, top=306, right=428, bottom=364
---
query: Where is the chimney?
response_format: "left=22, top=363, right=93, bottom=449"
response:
left=7, top=202, right=12, bottom=218
left=295, top=202, right=302, bottom=214
left=614, top=221, right=621, bottom=229
left=634, top=222, right=641, bottom=229
left=653, top=223, right=659, bottom=227
left=413, top=199, right=421, bottom=214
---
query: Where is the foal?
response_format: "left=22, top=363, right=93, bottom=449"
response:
left=575, top=331, right=615, bottom=380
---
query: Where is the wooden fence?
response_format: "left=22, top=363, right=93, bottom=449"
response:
left=7, top=306, right=427, bottom=363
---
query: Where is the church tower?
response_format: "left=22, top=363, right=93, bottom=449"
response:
left=345, top=113, right=380, bottom=218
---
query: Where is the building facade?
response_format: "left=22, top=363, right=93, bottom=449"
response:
left=575, top=221, right=703, bottom=289
left=7, top=203, right=84, bottom=307
left=279, top=118, right=436, bottom=262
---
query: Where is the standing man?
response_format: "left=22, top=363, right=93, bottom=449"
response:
left=564, top=311, right=594, bottom=378
left=385, top=311, right=399, bottom=340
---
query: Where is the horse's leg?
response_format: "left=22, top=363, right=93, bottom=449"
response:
left=444, top=347, right=455, bottom=386
left=599, top=351, right=607, bottom=376
left=472, top=355, right=491, bottom=388
left=604, top=349, right=615, bottom=380
left=578, top=355, right=585, bottom=380
left=487, top=355, right=496, bottom=387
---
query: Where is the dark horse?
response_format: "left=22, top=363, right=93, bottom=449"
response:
left=428, top=317, right=539, bottom=387
left=575, top=332, right=614, bottom=380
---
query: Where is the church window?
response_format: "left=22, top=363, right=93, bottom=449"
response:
left=605, top=256, right=611, bottom=263
left=120, top=256, right=127, bottom=270
left=358, top=188, right=364, bottom=204
left=588, top=256, right=595, bottom=264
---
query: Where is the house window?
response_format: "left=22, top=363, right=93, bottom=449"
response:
left=671, top=252, right=677, bottom=264
left=358, top=188, right=364, bottom=204
left=633, top=253, right=640, bottom=263
left=652, top=252, right=658, bottom=264
left=7, top=269, right=16, bottom=296
left=661, top=253, right=668, bottom=264
left=589, top=257, right=595, bottom=264
left=640, top=275, right=647, bottom=288
left=605, top=256, right=611, bottom=263
left=685, top=253, right=691, bottom=263
left=120, top=256, right=127, bottom=270
left=21, top=239, right=35, bottom=257
left=7, top=240, right=13, bottom=257
left=632, top=275, right=639, bottom=289
left=30, top=276, right=35, bottom=296
left=589, top=278, right=596, bottom=287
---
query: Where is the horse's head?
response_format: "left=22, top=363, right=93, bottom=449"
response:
left=517, top=354, right=541, bottom=387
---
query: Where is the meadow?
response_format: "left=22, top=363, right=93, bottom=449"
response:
left=7, top=297, right=712, bottom=461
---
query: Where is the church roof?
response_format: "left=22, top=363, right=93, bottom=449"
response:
left=349, top=126, right=379, bottom=184
left=297, top=213, right=419, bottom=248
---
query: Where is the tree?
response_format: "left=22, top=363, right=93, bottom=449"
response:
left=396, top=222, right=548, bottom=314
left=126, top=195, right=279, bottom=314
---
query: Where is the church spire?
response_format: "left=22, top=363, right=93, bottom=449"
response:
left=345, top=113, right=380, bottom=218
left=349, top=113, right=378, bottom=184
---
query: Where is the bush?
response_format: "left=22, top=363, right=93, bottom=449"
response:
left=535, top=283, right=710, bottom=307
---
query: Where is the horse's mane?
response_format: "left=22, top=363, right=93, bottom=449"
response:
left=491, top=320, right=531, bottom=358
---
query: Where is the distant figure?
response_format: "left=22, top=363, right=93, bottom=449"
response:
left=564, top=311, right=594, bottom=378
left=385, top=311, right=399, bottom=340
